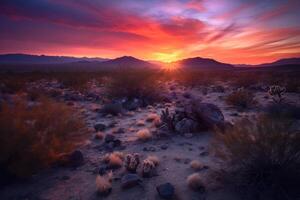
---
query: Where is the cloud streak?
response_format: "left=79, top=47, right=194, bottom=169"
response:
left=0, top=0, right=299, bottom=64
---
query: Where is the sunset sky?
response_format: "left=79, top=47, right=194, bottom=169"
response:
left=1, top=0, right=300, bottom=64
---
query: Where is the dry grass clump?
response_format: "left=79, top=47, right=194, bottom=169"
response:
left=0, top=97, right=86, bottom=179
left=103, top=152, right=124, bottom=169
left=136, top=128, right=152, bottom=141
left=187, top=173, right=205, bottom=191
left=190, top=160, right=203, bottom=171
left=265, top=103, right=300, bottom=120
left=225, top=88, right=256, bottom=109
left=96, top=171, right=113, bottom=196
left=55, top=72, right=91, bottom=92
left=213, top=116, right=300, bottom=199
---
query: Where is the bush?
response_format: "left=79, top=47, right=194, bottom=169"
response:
left=105, top=70, right=162, bottom=105
left=213, top=116, right=300, bottom=199
left=0, top=97, right=87, bottom=179
left=225, top=88, right=256, bottom=109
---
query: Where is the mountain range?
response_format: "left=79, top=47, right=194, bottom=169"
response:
left=0, top=53, right=299, bottom=72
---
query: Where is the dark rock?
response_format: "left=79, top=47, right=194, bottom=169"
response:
left=161, top=144, right=168, bottom=150
left=122, top=98, right=141, bottom=111
left=113, top=128, right=125, bottom=134
left=175, top=118, right=198, bottom=134
left=121, top=174, right=141, bottom=189
left=100, top=103, right=123, bottom=116
left=157, top=183, right=175, bottom=199
left=105, top=134, right=115, bottom=143
left=143, top=146, right=156, bottom=152
left=113, top=139, right=122, bottom=147
left=94, top=123, right=106, bottom=131
left=186, top=102, right=225, bottom=130
left=69, top=150, right=84, bottom=167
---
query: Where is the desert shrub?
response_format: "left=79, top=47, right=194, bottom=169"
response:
left=55, top=72, right=91, bottom=92
left=136, top=128, right=152, bottom=141
left=0, top=97, right=87, bottom=179
left=284, top=78, right=300, bottom=93
left=225, top=88, right=256, bottom=109
left=100, top=103, right=123, bottom=116
left=268, top=85, right=286, bottom=103
left=213, top=116, right=300, bottom=199
left=0, top=77, right=27, bottom=94
left=105, top=70, right=162, bottom=104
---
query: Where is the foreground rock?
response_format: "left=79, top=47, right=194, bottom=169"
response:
left=156, top=183, right=175, bottom=199
left=121, top=174, right=141, bottom=189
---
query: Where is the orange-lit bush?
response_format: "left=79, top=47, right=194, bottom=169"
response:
left=0, top=97, right=87, bottom=178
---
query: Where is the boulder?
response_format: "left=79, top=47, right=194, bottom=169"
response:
left=175, top=118, right=198, bottom=134
left=186, top=102, right=224, bottom=130
left=156, top=183, right=175, bottom=199
left=121, top=174, right=141, bottom=189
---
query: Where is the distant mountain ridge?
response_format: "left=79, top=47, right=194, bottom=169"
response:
left=174, top=57, right=234, bottom=69
left=0, top=54, right=109, bottom=64
left=99, top=56, right=159, bottom=69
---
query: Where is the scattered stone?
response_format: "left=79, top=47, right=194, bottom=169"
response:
left=184, top=158, right=191, bottom=164
left=94, top=123, right=106, bottom=132
left=121, top=174, right=141, bottom=189
left=199, top=151, right=209, bottom=156
left=113, top=127, right=125, bottom=134
left=68, top=150, right=84, bottom=167
left=160, top=144, right=168, bottom=150
left=143, top=146, right=156, bottom=152
left=156, top=183, right=175, bottom=199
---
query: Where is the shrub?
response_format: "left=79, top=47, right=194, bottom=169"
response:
left=146, top=155, right=160, bottom=166
left=213, top=116, right=300, bottom=199
left=99, top=103, right=123, bottom=116
left=103, top=152, right=124, bottom=169
left=136, top=128, right=152, bottom=141
left=268, top=85, right=286, bottom=103
left=96, top=171, right=113, bottom=196
left=187, top=173, right=205, bottom=191
left=190, top=160, right=203, bottom=171
left=225, top=88, right=256, bottom=109
left=105, top=70, right=162, bottom=105
left=0, top=97, right=87, bottom=179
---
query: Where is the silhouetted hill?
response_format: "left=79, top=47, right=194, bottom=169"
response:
left=259, top=57, right=300, bottom=67
left=99, top=56, right=159, bottom=69
left=174, top=57, right=234, bottom=70
left=0, top=54, right=108, bottom=64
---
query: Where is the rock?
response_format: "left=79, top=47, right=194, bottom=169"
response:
left=100, top=103, right=123, bottom=116
left=160, top=144, right=168, bottom=150
left=157, top=183, right=175, bottom=199
left=113, top=128, right=125, bottom=134
left=183, top=92, right=192, bottom=99
left=175, top=118, right=198, bottom=134
left=186, top=102, right=225, bottom=130
left=122, top=98, right=141, bottom=111
left=105, top=134, right=115, bottom=143
left=121, top=174, right=141, bottom=189
left=143, top=146, right=156, bottom=152
left=94, top=123, right=106, bottom=132
left=69, top=150, right=84, bottom=167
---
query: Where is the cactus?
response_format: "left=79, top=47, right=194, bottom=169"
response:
left=125, top=153, right=140, bottom=173
left=268, top=85, right=286, bottom=103
left=141, top=159, right=156, bottom=177
left=160, top=108, right=176, bottom=131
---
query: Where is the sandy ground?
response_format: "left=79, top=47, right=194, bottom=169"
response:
left=0, top=82, right=299, bottom=200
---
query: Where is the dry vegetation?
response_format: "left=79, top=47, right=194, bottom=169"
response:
left=225, top=88, right=256, bottom=109
left=213, top=116, right=300, bottom=199
left=0, top=96, right=87, bottom=179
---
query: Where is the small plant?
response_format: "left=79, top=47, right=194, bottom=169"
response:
left=213, top=116, right=300, bottom=199
left=96, top=171, right=113, bottom=196
left=160, top=108, right=176, bottom=131
left=103, top=152, right=124, bottom=169
left=225, top=88, right=256, bottom=109
left=190, top=160, right=203, bottom=171
left=125, top=153, right=140, bottom=173
left=187, top=173, right=205, bottom=192
left=142, top=159, right=156, bottom=177
left=136, top=128, right=152, bottom=141
left=268, top=85, right=286, bottom=103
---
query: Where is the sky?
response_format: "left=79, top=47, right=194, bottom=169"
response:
left=0, top=0, right=300, bottom=64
